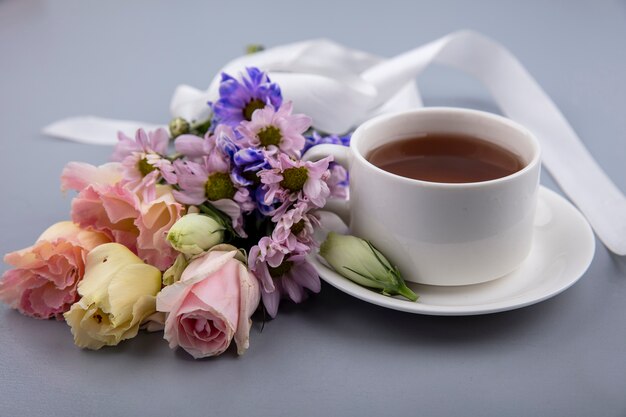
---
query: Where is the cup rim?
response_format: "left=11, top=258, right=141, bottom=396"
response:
left=350, top=107, right=542, bottom=189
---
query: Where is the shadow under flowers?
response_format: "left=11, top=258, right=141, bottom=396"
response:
left=278, top=281, right=576, bottom=352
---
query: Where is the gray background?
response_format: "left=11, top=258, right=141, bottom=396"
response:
left=1, top=1, right=626, bottom=416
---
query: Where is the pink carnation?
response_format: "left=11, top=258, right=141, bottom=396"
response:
left=0, top=222, right=110, bottom=319
left=70, top=182, right=141, bottom=253
left=64, top=162, right=183, bottom=270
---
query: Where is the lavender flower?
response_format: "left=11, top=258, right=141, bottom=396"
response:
left=259, top=153, right=332, bottom=211
left=249, top=239, right=320, bottom=318
left=212, top=67, right=282, bottom=127
left=171, top=157, right=254, bottom=237
left=111, top=128, right=174, bottom=200
left=271, top=201, right=319, bottom=251
left=237, top=102, right=312, bottom=157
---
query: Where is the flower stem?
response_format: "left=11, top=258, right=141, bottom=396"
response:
left=395, top=282, right=418, bottom=302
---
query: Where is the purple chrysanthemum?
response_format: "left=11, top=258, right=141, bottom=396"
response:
left=271, top=201, right=319, bottom=251
left=172, top=157, right=254, bottom=237
left=259, top=152, right=332, bottom=211
left=111, top=128, right=174, bottom=200
left=212, top=67, right=283, bottom=127
left=302, top=131, right=351, bottom=198
left=249, top=243, right=320, bottom=318
left=237, top=102, right=311, bottom=157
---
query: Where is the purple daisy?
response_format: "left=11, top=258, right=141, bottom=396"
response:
left=259, top=152, right=332, bottom=211
left=237, top=102, right=312, bottom=157
left=172, top=157, right=254, bottom=237
left=271, top=201, right=320, bottom=251
left=112, top=127, right=169, bottom=162
left=111, top=128, right=174, bottom=199
left=212, top=67, right=282, bottom=127
left=249, top=245, right=320, bottom=318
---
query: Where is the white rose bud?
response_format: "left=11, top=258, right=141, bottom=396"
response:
left=319, top=232, right=418, bottom=301
left=167, top=213, right=225, bottom=256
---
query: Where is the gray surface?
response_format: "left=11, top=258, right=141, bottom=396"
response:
left=1, top=0, right=626, bottom=416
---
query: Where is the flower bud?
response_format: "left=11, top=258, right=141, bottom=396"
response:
left=246, top=44, right=265, bottom=54
left=169, top=117, right=190, bottom=138
left=167, top=213, right=225, bottom=256
left=319, top=232, right=417, bottom=301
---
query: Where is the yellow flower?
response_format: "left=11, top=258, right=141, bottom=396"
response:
left=64, top=243, right=161, bottom=349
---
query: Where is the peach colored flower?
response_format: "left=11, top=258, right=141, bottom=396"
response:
left=61, top=162, right=124, bottom=193
left=0, top=222, right=110, bottom=319
left=70, top=182, right=141, bottom=253
left=64, top=163, right=184, bottom=270
left=156, top=245, right=260, bottom=359
left=136, top=186, right=184, bottom=271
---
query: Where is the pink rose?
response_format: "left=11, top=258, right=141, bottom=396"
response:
left=156, top=246, right=260, bottom=359
left=0, top=222, right=110, bottom=319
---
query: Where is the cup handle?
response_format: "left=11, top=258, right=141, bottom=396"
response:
left=302, top=144, right=351, bottom=225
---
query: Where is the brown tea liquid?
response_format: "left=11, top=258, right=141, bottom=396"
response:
left=367, top=133, right=524, bottom=183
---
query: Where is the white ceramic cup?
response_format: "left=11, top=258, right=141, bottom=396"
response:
left=304, top=107, right=541, bottom=286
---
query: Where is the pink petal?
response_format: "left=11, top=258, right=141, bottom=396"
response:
left=61, top=162, right=123, bottom=192
left=261, top=288, right=280, bottom=318
left=234, top=266, right=260, bottom=355
left=175, top=135, right=205, bottom=157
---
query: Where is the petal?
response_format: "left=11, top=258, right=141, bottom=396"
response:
left=64, top=300, right=106, bottom=350
left=77, top=243, right=144, bottom=303
left=234, top=265, right=260, bottom=355
left=156, top=281, right=192, bottom=313
left=292, top=262, right=321, bottom=293
left=61, top=162, right=124, bottom=192
left=106, top=263, right=161, bottom=326
left=282, top=275, right=306, bottom=303
left=261, top=288, right=280, bottom=318
left=150, top=128, right=170, bottom=154
left=180, top=250, right=238, bottom=285
left=188, top=260, right=240, bottom=327
left=175, top=135, right=205, bottom=157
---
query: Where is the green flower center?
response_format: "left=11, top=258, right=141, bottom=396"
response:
left=280, top=167, right=308, bottom=192
left=257, top=126, right=282, bottom=147
left=243, top=99, right=266, bottom=121
left=205, top=172, right=236, bottom=201
left=291, top=220, right=306, bottom=235
left=138, top=157, right=156, bottom=177
left=268, top=261, right=294, bottom=278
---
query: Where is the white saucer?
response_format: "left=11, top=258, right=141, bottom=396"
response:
left=310, top=186, right=596, bottom=316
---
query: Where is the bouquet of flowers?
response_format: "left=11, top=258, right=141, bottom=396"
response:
left=0, top=66, right=414, bottom=359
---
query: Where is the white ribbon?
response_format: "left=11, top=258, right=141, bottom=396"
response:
left=42, top=30, right=626, bottom=255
